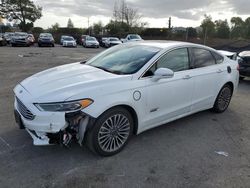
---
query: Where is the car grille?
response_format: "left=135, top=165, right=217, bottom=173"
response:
left=16, top=97, right=35, bottom=120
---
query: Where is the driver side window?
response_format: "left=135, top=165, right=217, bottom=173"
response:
left=143, top=48, right=190, bottom=77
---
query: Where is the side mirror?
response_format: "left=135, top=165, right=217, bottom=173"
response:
left=152, top=68, right=174, bottom=82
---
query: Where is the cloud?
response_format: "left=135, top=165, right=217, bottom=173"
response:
left=33, top=0, right=250, bottom=28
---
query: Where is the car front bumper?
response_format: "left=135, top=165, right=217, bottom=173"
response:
left=14, top=84, right=67, bottom=145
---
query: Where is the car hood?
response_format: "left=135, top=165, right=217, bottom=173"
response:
left=86, top=41, right=98, bottom=44
left=18, top=63, right=131, bottom=102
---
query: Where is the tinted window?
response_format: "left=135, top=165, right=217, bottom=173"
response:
left=212, top=52, right=224, bottom=63
left=157, top=48, right=190, bottom=72
left=193, top=48, right=216, bottom=68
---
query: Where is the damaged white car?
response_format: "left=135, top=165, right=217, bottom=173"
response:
left=14, top=41, right=239, bottom=156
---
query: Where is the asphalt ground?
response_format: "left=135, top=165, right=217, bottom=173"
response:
left=0, top=45, right=249, bottom=188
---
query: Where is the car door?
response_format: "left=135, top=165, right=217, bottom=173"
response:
left=141, top=48, right=195, bottom=129
left=190, top=47, right=226, bottom=112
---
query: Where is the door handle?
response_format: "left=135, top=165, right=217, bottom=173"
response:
left=183, top=75, right=192, bottom=80
left=217, top=69, right=223, bottom=73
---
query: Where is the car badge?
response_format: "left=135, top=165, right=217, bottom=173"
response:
left=19, top=90, right=23, bottom=94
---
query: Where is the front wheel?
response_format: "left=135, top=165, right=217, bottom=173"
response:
left=86, top=107, right=133, bottom=156
left=212, top=84, right=233, bottom=113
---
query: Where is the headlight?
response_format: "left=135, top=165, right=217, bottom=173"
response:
left=34, top=99, right=93, bottom=112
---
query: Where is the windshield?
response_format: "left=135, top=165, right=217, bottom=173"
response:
left=130, top=35, right=141, bottom=39
left=87, top=37, right=96, bottom=41
left=64, top=37, right=74, bottom=41
left=15, top=33, right=28, bottom=37
left=86, top=45, right=160, bottom=74
left=40, top=33, right=52, bottom=38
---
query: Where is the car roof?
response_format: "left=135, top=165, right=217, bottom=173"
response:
left=124, top=40, right=215, bottom=51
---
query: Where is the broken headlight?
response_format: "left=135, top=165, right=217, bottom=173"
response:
left=34, top=99, right=93, bottom=112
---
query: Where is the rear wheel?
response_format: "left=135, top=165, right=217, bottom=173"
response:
left=86, top=107, right=133, bottom=156
left=212, top=84, right=233, bottom=113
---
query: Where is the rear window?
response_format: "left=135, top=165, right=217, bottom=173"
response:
left=212, top=52, right=224, bottom=64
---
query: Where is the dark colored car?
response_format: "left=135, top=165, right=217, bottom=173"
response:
left=38, top=33, right=55, bottom=47
left=11, top=32, right=31, bottom=47
left=99, top=37, right=107, bottom=47
left=238, top=51, right=250, bottom=80
left=0, top=33, right=7, bottom=46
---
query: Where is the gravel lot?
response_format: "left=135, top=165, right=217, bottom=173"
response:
left=0, top=45, right=249, bottom=188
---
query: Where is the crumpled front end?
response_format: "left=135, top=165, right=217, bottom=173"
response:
left=13, top=84, right=94, bottom=147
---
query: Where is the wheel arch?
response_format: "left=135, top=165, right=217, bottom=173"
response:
left=96, top=104, right=139, bottom=135
left=224, top=81, right=234, bottom=93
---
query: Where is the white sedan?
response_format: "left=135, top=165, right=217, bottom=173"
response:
left=62, top=36, right=77, bottom=47
left=104, top=37, right=122, bottom=48
left=14, top=41, right=239, bottom=156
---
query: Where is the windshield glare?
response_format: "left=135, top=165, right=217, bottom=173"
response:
left=86, top=45, right=160, bottom=74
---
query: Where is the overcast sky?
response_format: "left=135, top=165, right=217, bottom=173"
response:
left=33, top=0, right=250, bottom=28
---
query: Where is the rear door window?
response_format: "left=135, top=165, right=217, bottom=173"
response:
left=192, top=48, right=216, bottom=68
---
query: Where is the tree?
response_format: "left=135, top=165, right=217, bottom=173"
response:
left=113, top=0, right=142, bottom=27
left=200, top=15, right=215, bottom=44
left=0, top=0, right=42, bottom=31
left=244, top=17, right=250, bottom=39
left=67, top=18, right=74, bottom=28
left=231, top=17, right=245, bottom=38
left=51, top=22, right=59, bottom=31
left=215, top=19, right=230, bottom=39
left=93, top=21, right=103, bottom=35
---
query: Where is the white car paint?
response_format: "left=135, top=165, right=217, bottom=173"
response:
left=14, top=41, right=239, bottom=147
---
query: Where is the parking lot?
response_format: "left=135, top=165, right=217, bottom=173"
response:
left=0, top=45, right=250, bottom=188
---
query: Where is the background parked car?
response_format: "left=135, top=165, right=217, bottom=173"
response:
left=81, top=35, right=89, bottom=45
left=60, top=35, right=69, bottom=45
left=38, top=33, right=55, bottom=47
left=100, top=37, right=107, bottom=47
left=121, top=34, right=143, bottom=43
left=27, top=34, right=35, bottom=44
left=104, top=37, right=122, bottom=48
left=4, top=32, right=14, bottom=44
left=238, top=51, right=250, bottom=80
left=83, top=36, right=99, bottom=48
left=11, top=32, right=31, bottom=47
left=62, top=36, right=77, bottom=47
left=0, top=33, right=7, bottom=46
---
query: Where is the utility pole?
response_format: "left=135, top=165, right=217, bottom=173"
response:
left=168, top=17, right=171, bottom=29
left=88, top=17, right=90, bottom=35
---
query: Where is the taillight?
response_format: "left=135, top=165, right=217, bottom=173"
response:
left=237, top=64, right=240, bottom=71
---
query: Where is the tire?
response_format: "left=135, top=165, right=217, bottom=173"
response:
left=212, top=84, right=233, bottom=113
left=52, top=44, right=55, bottom=47
left=86, top=107, right=134, bottom=156
left=239, top=76, right=245, bottom=80
left=11, top=43, right=16, bottom=47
